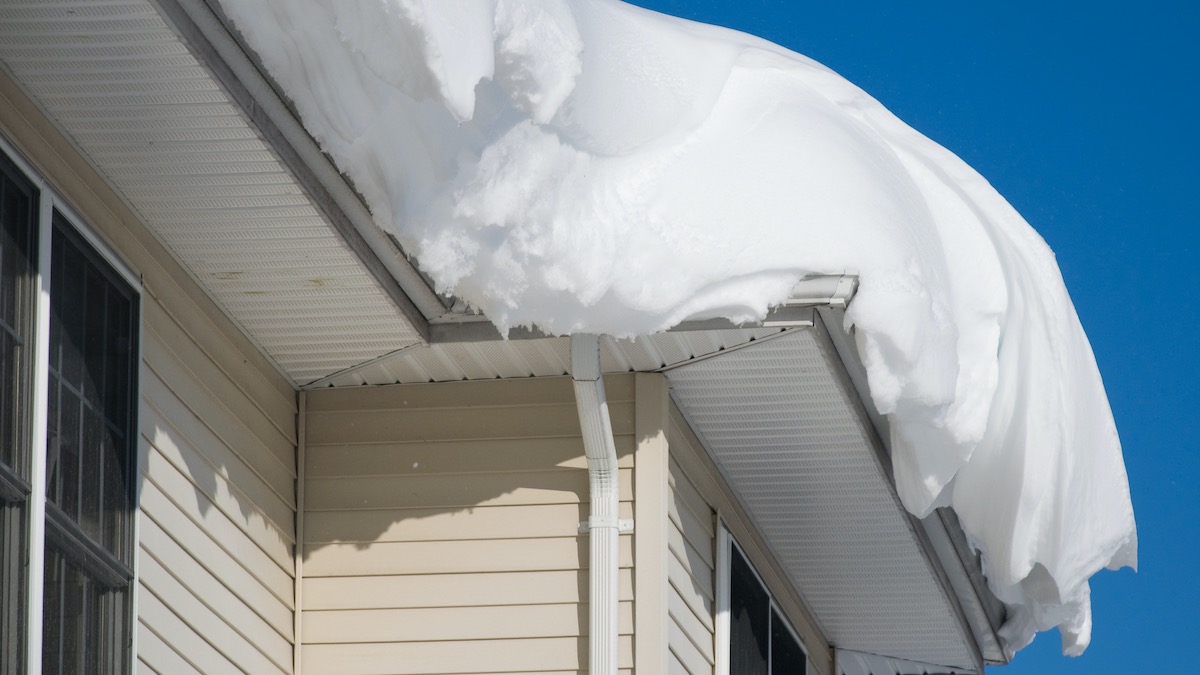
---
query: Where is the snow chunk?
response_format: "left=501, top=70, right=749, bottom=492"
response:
left=217, top=0, right=1136, bottom=656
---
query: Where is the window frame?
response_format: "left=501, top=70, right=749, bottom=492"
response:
left=1, top=134, right=142, bottom=674
left=715, top=521, right=810, bottom=675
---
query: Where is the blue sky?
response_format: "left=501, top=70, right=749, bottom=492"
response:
left=628, top=1, right=1199, bottom=672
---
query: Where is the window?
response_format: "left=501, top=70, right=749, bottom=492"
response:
left=1, top=143, right=38, bottom=675
left=718, top=526, right=808, bottom=675
left=0, top=146, right=138, bottom=674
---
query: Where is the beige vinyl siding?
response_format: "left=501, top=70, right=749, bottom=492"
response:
left=666, top=456, right=717, bottom=675
left=302, top=375, right=637, bottom=675
left=0, top=70, right=298, bottom=673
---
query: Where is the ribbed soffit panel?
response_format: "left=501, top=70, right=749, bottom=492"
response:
left=309, top=327, right=788, bottom=388
left=667, top=329, right=977, bottom=670
left=0, top=0, right=422, bottom=384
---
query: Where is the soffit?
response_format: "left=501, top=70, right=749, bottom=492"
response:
left=0, top=0, right=423, bottom=384
left=666, top=328, right=980, bottom=671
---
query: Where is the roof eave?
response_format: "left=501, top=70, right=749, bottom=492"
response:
left=152, top=0, right=448, bottom=341
left=815, top=305, right=1010, bottom=667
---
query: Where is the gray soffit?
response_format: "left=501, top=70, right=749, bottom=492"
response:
left=0, top=0, right=426, bottom=385
left=666, top=325, right=983, bottom=671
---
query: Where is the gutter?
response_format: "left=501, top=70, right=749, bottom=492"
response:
left=571, top=334, right=633, bottom=675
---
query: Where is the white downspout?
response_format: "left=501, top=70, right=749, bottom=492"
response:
left=571, top=334, right=630, bottom=675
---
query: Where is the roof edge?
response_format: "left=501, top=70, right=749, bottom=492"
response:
left=815, top=306, right=1010, bottom=667
left=151, top=0, right=446, bottom=339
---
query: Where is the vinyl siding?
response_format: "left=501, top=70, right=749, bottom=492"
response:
left=0, top=70, right=299, bottom=673
left=666, top=456, right=717, bottom=675
left=138, top=308, right=296, bottom=674
left=302, top=375, right=636, bottom=675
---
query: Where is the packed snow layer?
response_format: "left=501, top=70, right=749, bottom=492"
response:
left=218, top=0, right=1136, bottom=655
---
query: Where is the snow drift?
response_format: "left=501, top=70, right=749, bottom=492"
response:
left=217, top=0, right=1136, bottom=655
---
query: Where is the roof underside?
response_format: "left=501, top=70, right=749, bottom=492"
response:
left=667, top=325, right=980, bottom=672
left=0, top=0, right=424, bottom=384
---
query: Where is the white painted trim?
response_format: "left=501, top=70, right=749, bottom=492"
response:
left=128, top=295, right=145, bottom=670
left=294, top=390, right=306, bottom=675
left=715, top=519, right=732, bottom=675
left=24, top=182, right=53, bottom=675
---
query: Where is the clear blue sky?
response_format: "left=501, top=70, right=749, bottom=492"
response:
left=628, top=1, right=1198, bottom=672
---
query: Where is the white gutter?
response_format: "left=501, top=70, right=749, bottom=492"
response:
left=571, top=334, right=631, bottom=675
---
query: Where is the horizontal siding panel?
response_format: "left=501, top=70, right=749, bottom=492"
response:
left=136, top=588, right=239, bottom=674
left=143, top=426, right=292, bottom=552
left=669, top=457, right=714, bottom=539
left=138, top=552, right=289, bottom=674
left=305, top=374, right=634, bottom=412
left=136, top=623, right=198, bottom=675
left=304, top=535, right=634, bottom=578
left=143, top=329, right=295, bottom=472
left=305, top=401, right=635, bottom=445
left=301, top=636, right=634, bottom=675
left=670, top=651, right=692, bottom=675
left=305, top=435, right=635, bottom=477
left=669, top=553, right=714, bottom=633
left=670, top=482, right=714, bottom=548
left=669, top=590, right=715, bottom=663
left=304, top=602, right=634, bottom=643
left=669, top=619, right=714, bottom=675
left=305, top=502, right=634, bottom=544
left=142, top=391, right=294, bottom=531
left=139, top=479, right=294, bottom=607
left=143, top=368, right=295, bottom=504
left=140, top=517, right=293, bottom=643
left=144, top=445, right=292, bottom=569
left=669, top=518, right=714, bottom=582
left=306, top=468, right=634, bottom=510
left=144, top=298, right=296, bottom=444
left=304, top=569, right=634, bottom=611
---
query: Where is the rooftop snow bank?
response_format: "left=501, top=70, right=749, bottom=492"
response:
left=218, top=0, right=1136, bottom=655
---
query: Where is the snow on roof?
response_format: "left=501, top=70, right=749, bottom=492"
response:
left=216, top=0, right=1136, bottom=656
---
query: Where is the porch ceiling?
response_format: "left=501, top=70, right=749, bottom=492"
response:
left=0, top=0, right=424, bottom=384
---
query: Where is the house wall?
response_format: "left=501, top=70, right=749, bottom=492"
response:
left=0, top=68, right=299, bottom=673
left=668, top=401, right=835, bottom=675
left=667, top=454, right=718, bottom=675
left=301, top=375, right=637, bottom=674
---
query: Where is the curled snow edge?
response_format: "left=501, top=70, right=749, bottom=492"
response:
left=217, top=0, right=1136, bottom=656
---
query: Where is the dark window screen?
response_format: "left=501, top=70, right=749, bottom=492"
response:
left=729, top=544, right=807, bottom=675
left=1, top=153, right=36, bottom=476
left=730, top=545, right=769, bottom=675
left=771, top=609, right=807, bottom=674
left=1, top=150, right=37, bottom=675
left=43, top=216, right=136, bottom=674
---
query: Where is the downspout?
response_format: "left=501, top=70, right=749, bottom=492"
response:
left=571, top=334, right=631, bottom=675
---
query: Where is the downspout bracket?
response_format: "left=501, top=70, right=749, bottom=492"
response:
left=579, top=517, right=635, bottom=534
